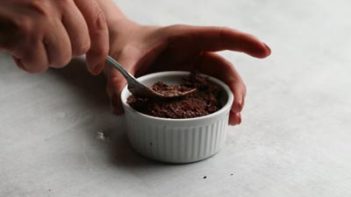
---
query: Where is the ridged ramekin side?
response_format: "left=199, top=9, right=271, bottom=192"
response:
left=125, top=113, right=229, bottom=163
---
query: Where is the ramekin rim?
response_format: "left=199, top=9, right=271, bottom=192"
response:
left=121, top=71, right=234, bottom=122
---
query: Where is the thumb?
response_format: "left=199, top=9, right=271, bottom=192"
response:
left=106, top=55, right=137, bottom=115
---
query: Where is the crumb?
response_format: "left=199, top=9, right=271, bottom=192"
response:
left=203, top=176, right=207, bottom=179
left=96, top=131, right=107, bottom=141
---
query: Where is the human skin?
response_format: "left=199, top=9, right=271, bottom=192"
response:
left=0, top=0, right=271, bottom=125
left=95, top=0, right=271, bottom=125
left=0, top=0, right=109, bottom=74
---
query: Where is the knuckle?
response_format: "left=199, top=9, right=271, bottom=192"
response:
left=28, top=0, right=51, bottom=17
left=95, top=10, right=106, bottom=29
left=90, top=12, right=108, bottom=37
left=161, top=24, right=187, bottom=37
left=88, top=12, right=109, bottom=57
left=161, top=24, right=191, bottom=42
left=14, top=16, right=34, bottom=36
left=90, top=10, right=107, bottom=33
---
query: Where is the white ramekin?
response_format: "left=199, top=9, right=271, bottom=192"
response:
left=121, top=71, right=233, bottom=163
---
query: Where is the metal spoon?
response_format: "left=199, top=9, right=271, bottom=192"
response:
left=106, top=56, right=196, bottom=99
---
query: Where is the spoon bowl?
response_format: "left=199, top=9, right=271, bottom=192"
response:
left=106, top=56, right=196, bottom=99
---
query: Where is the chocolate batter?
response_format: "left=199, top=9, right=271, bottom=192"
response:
left=127, top=73, right=223, bottom=119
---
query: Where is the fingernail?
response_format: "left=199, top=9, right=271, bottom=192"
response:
left=94, top=64, right=102, bottom=74
left=90, top=64, right=102, bottom=75
left=96, top=12, right=105, bottom=30
left=263, top=42, right=271, bottom=54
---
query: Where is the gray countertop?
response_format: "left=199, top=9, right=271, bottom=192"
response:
left=1, top=0, right=351, bottom=196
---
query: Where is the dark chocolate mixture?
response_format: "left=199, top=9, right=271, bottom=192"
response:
left=127, top=73, right=223, bottom=119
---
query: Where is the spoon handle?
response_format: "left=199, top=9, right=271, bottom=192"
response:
left=106, top=56, right=136, bottom=81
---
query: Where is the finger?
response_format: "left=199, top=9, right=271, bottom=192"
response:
left=192, top=53, right=246, bottom=125
left=145, top=51, right=247, bottom=119
left=142, top=52, right=245, bottom=124
left=60, top=0, right=90, bottom=56
left=44, top=19, right=72, bottom=68
left=106, top=68, right=126, bottom=115
left=166, top=25, right=271, bottom=58
left=74, top=0, right=109, bottom=75
left=0, top=14, right=47, bottom=72
left=196, top=52, right=246, bottom=111
left=13, top=41, right=49, bottom=73
left=106, top=56, right=137, bottom=115
left=229, top=111, right=242, bottom=125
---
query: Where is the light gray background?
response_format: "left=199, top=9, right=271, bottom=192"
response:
left=1, top=0, right=350, bottom=196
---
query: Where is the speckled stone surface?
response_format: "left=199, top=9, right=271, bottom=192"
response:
left=1, top=0, right=351, bottom=196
